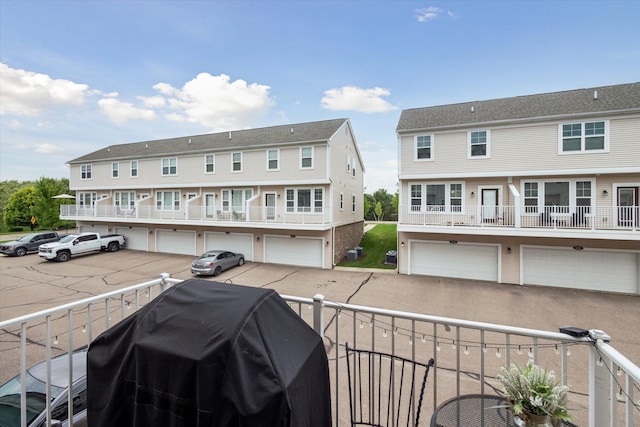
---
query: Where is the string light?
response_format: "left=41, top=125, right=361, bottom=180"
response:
left=482, top=344, right=487, bottom=353
left=528, top=347, right=534, bottom=358
left=517, top=345, right=523, bottom=355
left=409, top=336, right=413, bottom=346
left=82, top=325, right=86, bottom=333
left=554, top=344, right=560, bottom=355
left=596, top=358, right=605, bottom=367
left=496, top=348, right=501, bottom=358
left=616, top=366, right=622, bottom=376
left=53, top=336, right=58, bottom=345
left=616, top=388, right=624, bottom=400
left=393, top=327, right=398, bottom=336
left=464, top=346, right=469, bottom=355
left=359, top=320, right=364, bottom=329
left=436, top=342, right=441, bottom=352
left=451, top=340, right=457, bottom=350
left=421, top=334, right=426, bottom=343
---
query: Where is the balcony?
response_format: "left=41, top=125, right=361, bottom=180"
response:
left=399, top=205, right=639, bottom=237
left=2, top=274, right=638, bottom=426
left=61, top=204, right=332, bottom=228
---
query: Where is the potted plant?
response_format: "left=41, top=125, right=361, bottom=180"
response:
left=496, top=360, right=571, bottom=426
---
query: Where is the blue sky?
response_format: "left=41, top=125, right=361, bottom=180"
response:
left=1, top=0, right=638, bottom=193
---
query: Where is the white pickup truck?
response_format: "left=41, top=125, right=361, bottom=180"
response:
left=38, top=232, right=126, bottom=262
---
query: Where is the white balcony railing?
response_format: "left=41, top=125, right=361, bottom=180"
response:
left=399, top=205, right=639, bottom=232
left=1, top=274, right=638, bottom=426
left=60, top=204, right=332, bottom=226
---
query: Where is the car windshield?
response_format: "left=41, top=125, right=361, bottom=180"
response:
left=17, top=234, right=37, bottom=242
left=198, top=253, right=217, bottom=260
left=59, top=235, right=77, bottom=243
left=0, top=371, right=65, bottom=425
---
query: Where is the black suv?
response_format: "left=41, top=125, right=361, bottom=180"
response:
left=0, top=231, right=61, bottom=256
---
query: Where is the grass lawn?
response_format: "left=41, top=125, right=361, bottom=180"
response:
left=337, top=223, right=397, bottom=269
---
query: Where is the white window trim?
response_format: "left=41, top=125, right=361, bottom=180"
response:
left=467, top=130, right=490, bottom=159
left=414, top=134, right=434, bottom=161
left=130, top=160, right=139, bottom=178
left=112, top=162, right=119, bottom=179
left=519, top=179, right=595, bottom=215
left=204, top=154, right=215, bottom=174
left=410, top=182, right=466, bottom=213
left=300, top=146, right=314, bottom=169
left=266, top=149, right=279, bottom=171
left=161, top=157, right=178, bottom=176
left=339, top=192, right=344, bottom=211
left=155, top=191, right=181, bottom=211
left=80, top=164, right=92, bottom=180
left=115, top=191, right=136, bottom=211
left=557, top=120, right=610, bottom=154
left=285, top=187, right=323, bottom=214
left=231, top=152, right=243, bottom=173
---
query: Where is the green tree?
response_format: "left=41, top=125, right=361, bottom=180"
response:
left=0, top=180, right=35, bottom=224
left=3, top=187, right=36, bottom=227
left=372, top=189, right=394, bottom=221
left=363, top=194, right=376, bottom=220
left=32, top=177, right=70, bottom=229
left=374, top=201, right=383, bottom=221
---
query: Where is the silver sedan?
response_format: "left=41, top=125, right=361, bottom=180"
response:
left=191, top=250, right=245, bottom=276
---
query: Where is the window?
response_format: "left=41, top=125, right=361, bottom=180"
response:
left=161, top=158, right=177, bottom=176
left=410, top=183, right=463, bottom=212
left=544, top=182, right=570, bottom=213
left=347, top=155, right=351, bottom=172
left=300, top=147, right=313, bottom=169
left=78, top=192, right=96, bottom=207
left=205, top=154, right=215, bottom=173
left=352, top=194, right=356, bottom=213
left=115, top=192, right=135, bottom=210
left=524, top=182, right=538, bottom=213
left=351, top=158, right=356, bottom=177
left=112, top=162, right=119, bottom=178
left=576, top=181, right=591, bottom=213
left=468, top=131, right=489, bottom=158
left=130, top=160, right=138, bottom=177
left=285, top=188, right=323, bottom=213
left=415, top=135, right=432, bottom=160
left=156, top=191, right=180, bottom=211
left=340, top=193, right=344, bottom=211
left=232, top=152, right=242, bottom=172
left=81, top=164, right=92, bottom=180
left=267, top=149, right=279, bottom=170
left=561, top=121, right=606, bottom=152
left=221, top=189, right=252, bottom=212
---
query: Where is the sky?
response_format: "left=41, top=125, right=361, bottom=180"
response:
left=1, top=1, right=638, bottom=193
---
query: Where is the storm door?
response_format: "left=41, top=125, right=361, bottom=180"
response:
left=265, top=193, right=276, bottom=221
left=482, top=189, right=499, bottom=222
left=618, top=187, right=639, bottom=227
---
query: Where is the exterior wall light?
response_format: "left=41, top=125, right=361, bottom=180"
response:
left=449, top=240, right=458, bottom=244
left=573, top=246, right=584, bottom=250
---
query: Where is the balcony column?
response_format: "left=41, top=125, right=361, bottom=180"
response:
left=313, top=294, right=325, bottom=339
left=589, top=344, right=611, bottom=427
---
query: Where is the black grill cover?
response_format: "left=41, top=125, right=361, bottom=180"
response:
left=87, top=279, right=331, bottom=426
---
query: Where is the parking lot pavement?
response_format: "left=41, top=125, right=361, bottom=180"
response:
left=2, top=248, right=639, bottom=370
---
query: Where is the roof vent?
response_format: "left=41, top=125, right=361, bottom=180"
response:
left=593, top=90, right=598, bottom=100
left=470, top=106, right=475, bottom=113
left=228, top=131, right=232, bottom=140
left=145, top=144, right=148, bottom=149
left=291, top=128, right=294, bottom=133
left=188, top=138, right=191, bottom=144
left=107, top=148, right=110, bottom=152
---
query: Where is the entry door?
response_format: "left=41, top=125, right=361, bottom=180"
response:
left=205, top=194, right=215, bottom=219
left=482, top=189, right=498, bottom=222
left=265, top=193, right=276, bottom=221
left=618, top=187, right=638, bottom=227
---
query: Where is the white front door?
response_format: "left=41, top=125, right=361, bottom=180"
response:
left=618, top=187, right=639, bottom=227
left=265, top=193, right=276, bottom=220
left=205, top=194, right=215, bottom=219
left=482, top=189, right=498, bottom=222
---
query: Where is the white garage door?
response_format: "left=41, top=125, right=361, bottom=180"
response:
left=204, top=232, right=254, bottom=261
left=114, top=227, right=148, bottom=251
left=79, top=225, right=108, bottom=235
left=265, top=236, right=323, bottom=268
left=409, top=241, right=499, bottom=282
left=523, top=247, right=638, bottom=293
left=156, top=230, right=196, bottom=256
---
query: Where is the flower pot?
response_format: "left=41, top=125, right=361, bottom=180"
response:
left=515, top=413, right=553, bottom=427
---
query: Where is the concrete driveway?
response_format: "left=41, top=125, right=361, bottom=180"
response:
left=2, top=247, right=638, bottom=366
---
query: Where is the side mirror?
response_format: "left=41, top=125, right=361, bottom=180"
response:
left=73, top=240, right=79, bottom=245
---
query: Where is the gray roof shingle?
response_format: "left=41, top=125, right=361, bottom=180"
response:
left=68, top=118, right=348, bottom=163
left=396, top=82, right=640, bottom=132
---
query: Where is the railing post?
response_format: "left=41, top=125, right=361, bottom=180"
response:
left=159, top=272, right=171, bottom=292
left=589, top=344, right=611, bottom=427
left=313, top=294, right=325, bottom=339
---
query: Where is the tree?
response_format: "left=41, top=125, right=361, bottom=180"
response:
left=3, top=187, right=36, bottom=227
left=363, top=194, right=376, bottom=220
left=32, top=177, right=70, bottom=229
left=374, top=202, right=383, bottom=221
left=372, top=189, right=394, bottom=221
left=0, top=180, right=35, bottom=224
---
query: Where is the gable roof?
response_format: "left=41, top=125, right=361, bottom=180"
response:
left=68, top=118, right=348, bottom=164
left=396, top=82, right=640, bottom=132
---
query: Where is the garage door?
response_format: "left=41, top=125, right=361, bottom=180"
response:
left=409, top=241, right=499, bottom=282
left=156, top=230, right=196, bottom=256
left=204, top=232, right=254, bottom=261
left=114, top=227, right=148, bottom=251
left=523, top=247, right=638, bottom=293
left=265, top=236, right=323, bottom=268
left=79, top=225, right=108, bottom=235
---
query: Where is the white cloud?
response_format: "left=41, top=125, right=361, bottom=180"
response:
left=0, top=63, right=89, bottom=116
left=151, top=73, right=274, bottom=130
left=415, top=7, right=456, bottom=22
left=98, top=97, right=156, bottom=124
left=35, top=143, right=64, bottom=154
left=139, top=95, right=166, bottom=108
left=321, top=86, right=397, bottom=113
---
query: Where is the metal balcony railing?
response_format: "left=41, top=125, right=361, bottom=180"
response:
left=1, top=274, right=638, bottom=426
left=399, top=205, right=639, bottom=232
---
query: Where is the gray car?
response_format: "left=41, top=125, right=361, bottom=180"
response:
left=0, top=232, right=61, bottom=257
left=0, top=349, right=87, bottom=427
left=191, top=250, right=245, bottom=276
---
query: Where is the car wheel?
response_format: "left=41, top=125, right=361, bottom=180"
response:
left=56, top=251, right=71, bottom=262
left=238, top=257, right=245, bottom=266
left=213, top=266, right=222, bottom=277
left=15, top=247, right=27, bottom=257
left=107, top=242, right=120, bottom=252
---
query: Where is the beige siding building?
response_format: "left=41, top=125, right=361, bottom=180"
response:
left=63, top=118, right=365, bottom=269
left=396, top=82, right=640, bottom=294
